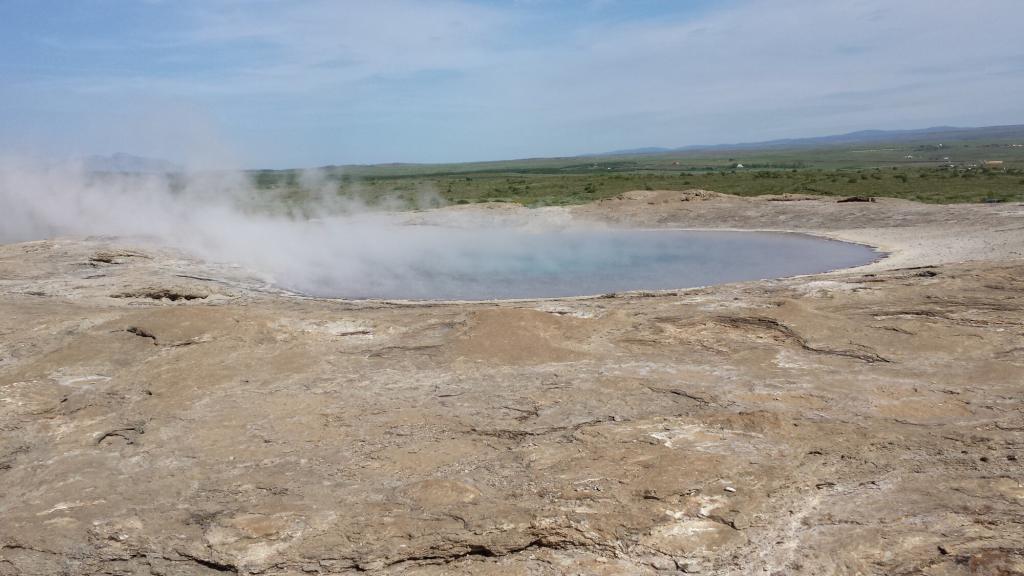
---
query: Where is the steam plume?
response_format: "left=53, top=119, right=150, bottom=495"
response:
left=0, top=158, right=574, bottom=299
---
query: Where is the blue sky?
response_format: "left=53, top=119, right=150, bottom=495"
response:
left=2, top=0, right=1022, bottom=169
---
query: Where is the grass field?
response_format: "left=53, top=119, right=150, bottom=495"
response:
left=250, top=131, right=1024, bottom=209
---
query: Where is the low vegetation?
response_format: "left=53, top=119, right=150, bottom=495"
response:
left=250, top=137, right=1024, bottom=209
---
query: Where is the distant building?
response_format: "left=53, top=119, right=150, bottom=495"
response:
left=983, top=160, right=1005, bottom=169
left=734, top=163, right=744, bottom=169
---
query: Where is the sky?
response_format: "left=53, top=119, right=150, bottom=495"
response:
left=1, top=0, right=1022, bottom=169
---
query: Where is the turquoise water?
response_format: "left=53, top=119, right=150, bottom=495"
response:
left=296, top=229, right=879, bottom=300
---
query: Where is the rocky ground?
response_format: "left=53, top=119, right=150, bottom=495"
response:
left=1, top=192, right=1022, bottom=575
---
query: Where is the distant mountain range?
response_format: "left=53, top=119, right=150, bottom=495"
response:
left=82, top=153, right=181, bottom=173
left=84, top=124, right=1024, bottom=172
left=599, top=124, right=1024, bottom=157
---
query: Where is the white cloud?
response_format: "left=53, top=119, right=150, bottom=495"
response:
left=444, top=0, right=1024, bottom=158
left=184, top=1, right=511, bottom=82
left=3, top=0, right=1022, bottom=165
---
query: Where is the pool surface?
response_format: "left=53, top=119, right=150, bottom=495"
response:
left=287, top=228, right=880, bottom=300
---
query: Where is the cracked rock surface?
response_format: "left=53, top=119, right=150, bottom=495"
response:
left=1, top=192, right=1023, bottom=575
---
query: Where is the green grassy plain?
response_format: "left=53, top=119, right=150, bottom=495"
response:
left=250, top=133, right=1024, bottom=209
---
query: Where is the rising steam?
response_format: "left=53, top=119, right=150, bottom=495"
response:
left=0, top=158, right=577, bottom=299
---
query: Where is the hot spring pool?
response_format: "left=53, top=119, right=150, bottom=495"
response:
left=285, top=229, right=880, bottom=301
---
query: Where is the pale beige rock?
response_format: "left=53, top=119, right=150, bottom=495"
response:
left=1, top=192, right=1022, bottom=574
